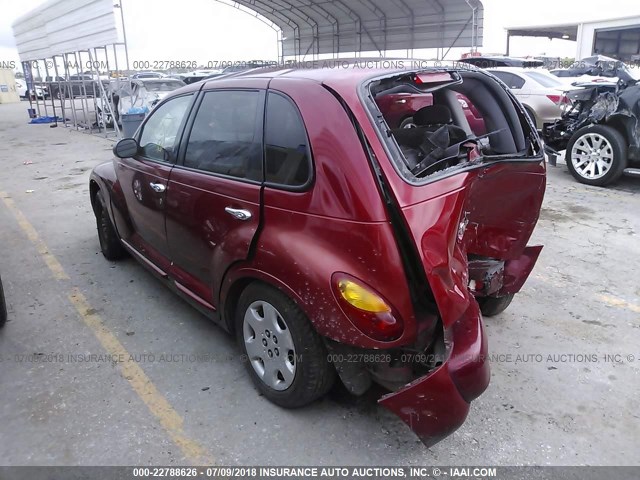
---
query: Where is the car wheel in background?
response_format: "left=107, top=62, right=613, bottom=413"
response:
left=477, top=294, right=515, bottom=317
left=95, top=190, right=127, bottom=261
left=399, top=117, right=417, bottom=129
left=236, top=282, right=335, bottom=408
left=566, top=125, right=627, bottom=186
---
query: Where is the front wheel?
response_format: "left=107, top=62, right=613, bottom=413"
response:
left=236, top=283, right=335, bottom=408
left=95, top=190, right=127, bottom=261
left=477, top=293, right=515, bottom=317
left=566, top=125, right=627, bottom=186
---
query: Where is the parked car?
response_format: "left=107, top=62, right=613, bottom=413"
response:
left=549, top=55, right=633, bottom=85
left=543, top=63, right=640, bottom=186
left=130, top=71, right=167, bottom=79
left=458, top=55, right=544, bottom=69
left=180, top=70, right=223, bottom=84
left=486, top=67, right=576, bottom=129
left=96, top=78, right=186, bottom=127
left=0, top=274, right=6, bottom=328
left=15, top=79, right=48, bottom=100
left=49, top=75, right=104, bottom=99
left=90, top=62, right=545, bottom=446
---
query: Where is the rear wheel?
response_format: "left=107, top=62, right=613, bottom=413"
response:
left=95, top=190, right=127, bottom=260
left=566, top=125, right=627, bottom=186
left=478, top=293, right=515, bottom=317
left=236, top=283, right=335, bottom=408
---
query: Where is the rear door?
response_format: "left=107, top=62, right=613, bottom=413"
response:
left=164, top=87, right=265, bottom=307
left=115, top=94, right=194, bottom=267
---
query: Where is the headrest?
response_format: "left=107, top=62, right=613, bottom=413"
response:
left=413, top=104, right=453, bottom=126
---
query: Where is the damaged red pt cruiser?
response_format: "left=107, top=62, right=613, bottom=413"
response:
left=90, top=61, right=546, bottom=446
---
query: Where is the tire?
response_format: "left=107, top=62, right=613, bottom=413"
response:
left=478, top=293, right=515, bottom=317
left=0, top=275, right=7, bottom=328
left=565, top=125, right=627, bottom=186
left=96, top=108, right=114, bottom=128
left=236, top=282, right=335, bottom=408
left=399, top=117, right=417, bottom=129
left=95, top=190, right=127, bottom=261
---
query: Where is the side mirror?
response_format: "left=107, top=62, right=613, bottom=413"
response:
left=113, top=138, right=139, bottom=158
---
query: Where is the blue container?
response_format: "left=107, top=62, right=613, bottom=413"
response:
left=27, top=108, right=36, bottom=119
left=121, top=113, right=146, bottom=138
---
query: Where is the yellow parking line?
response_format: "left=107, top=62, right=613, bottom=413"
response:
left=1, top=192, right=68, bottom=280
left=598, top=294, right=640, bottom=315
left=69, top=288, right=212, bottom=464
left=1, top=191, right=213, bottom=465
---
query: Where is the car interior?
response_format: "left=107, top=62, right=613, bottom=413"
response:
left=370, top=70, right=539, bottom=179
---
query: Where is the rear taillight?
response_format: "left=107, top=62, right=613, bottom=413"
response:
left=332, top=273, right=404, bottom=341
left=547, top=94, right=570, bottom=105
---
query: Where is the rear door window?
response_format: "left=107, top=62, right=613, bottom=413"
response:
left=264, top=92, right=312, bottom=188
left=183, top=90, right=263, bottom=181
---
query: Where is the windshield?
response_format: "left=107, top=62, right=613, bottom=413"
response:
left=524, top=71, right=564, bottom=88
left=142, top=80, right=185, bottom=92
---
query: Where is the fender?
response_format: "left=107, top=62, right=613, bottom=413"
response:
left=89, top=159, right=133, bottom=241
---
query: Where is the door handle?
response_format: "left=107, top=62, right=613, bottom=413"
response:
left=224, top=207, right=252, bottom=221
left=149, top=182, right=166, bottom=193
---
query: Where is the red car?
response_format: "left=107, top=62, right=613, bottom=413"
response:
left=91, top=63, right=545, bottom=446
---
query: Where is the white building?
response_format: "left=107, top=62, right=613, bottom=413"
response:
left=507, top=15, right=640, bottom=62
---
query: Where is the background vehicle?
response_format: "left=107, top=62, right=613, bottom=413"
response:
left=458, top=55, right=544, bottom=69
left=543, top=70, right=640, bottom=186
left=15, top=79, right=48, bottom=100
left=486, top=67, right=574, bottom=129
left=91, top=63, right=544, bottom=447
left=549, top=55, right=626, bottom=84
left=180, top=70, right=223, bottom=84
left=49, top=75, right=104, bottom=99
left=0, top=274, right=6, bottom=328
left=96, top=78, right=186, bottom=127
left=130, top=71, right=167, bottom=79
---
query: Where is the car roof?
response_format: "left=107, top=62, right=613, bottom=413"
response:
left=201, top=58, right=479, bottom=89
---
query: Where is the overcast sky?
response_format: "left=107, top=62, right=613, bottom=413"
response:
left=2, top=0, right=640, bottom=68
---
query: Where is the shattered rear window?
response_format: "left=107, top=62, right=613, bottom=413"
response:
left=365, top=69, right=542, bottom=182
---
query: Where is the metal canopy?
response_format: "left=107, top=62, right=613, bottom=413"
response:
left=219, top=0, right=483, bottom=59
left=507, top=23, right=579, bottom=42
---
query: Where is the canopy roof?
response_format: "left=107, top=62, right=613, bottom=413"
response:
left=222, top=0, right=484, bottom=58
left=507, top=22, right=579, bottom=42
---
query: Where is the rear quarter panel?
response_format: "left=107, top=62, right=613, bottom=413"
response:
left=229, top=78, right=425, bottom=349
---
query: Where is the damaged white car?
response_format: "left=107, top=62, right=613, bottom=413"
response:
left=96, top=78, right=186, bottom=128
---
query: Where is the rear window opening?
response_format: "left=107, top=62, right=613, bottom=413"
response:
left=366, top=70, right=542, bottom=181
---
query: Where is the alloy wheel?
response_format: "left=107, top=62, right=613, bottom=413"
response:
left=570, top=133, right=614, bottom=180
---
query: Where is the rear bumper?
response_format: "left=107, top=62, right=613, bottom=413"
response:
left=378, top=302, right=489, bottom=447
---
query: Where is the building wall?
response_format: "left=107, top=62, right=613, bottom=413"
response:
left=0, top=69, right=20, bottom=104
left=576, top=16, right=640, bottom=60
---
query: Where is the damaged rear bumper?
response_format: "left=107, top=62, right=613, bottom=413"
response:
left=378, top=302, right=489, bottom=447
